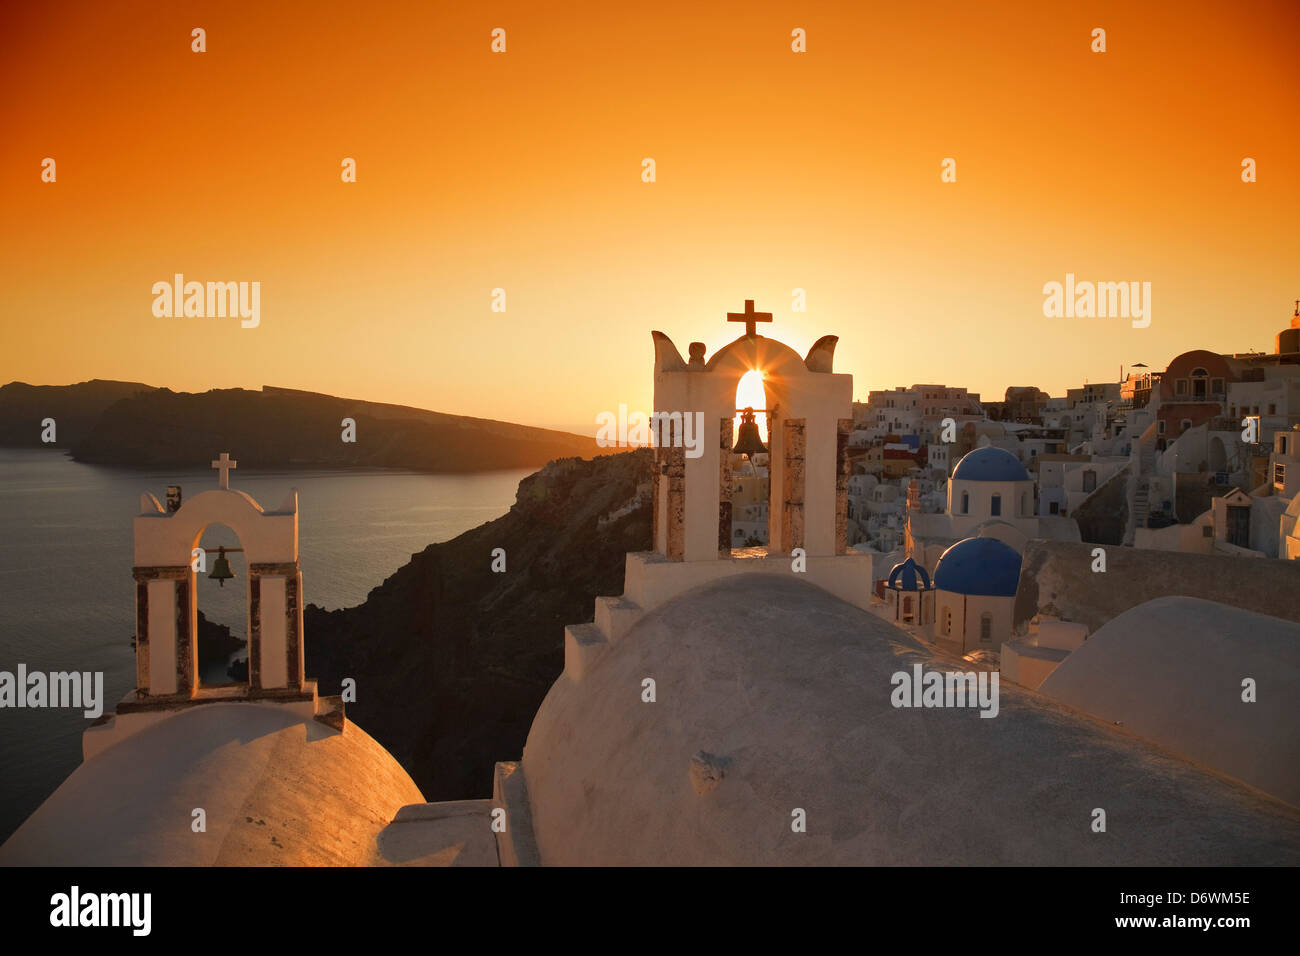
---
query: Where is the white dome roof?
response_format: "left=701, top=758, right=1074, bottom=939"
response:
left=952, top=446, right=1030, bottom=482
left=1039, top=596, right=1300, bottom=807
left=518, top=576, right=1300, bottom=864
left=0, top=704, right=424, bottom=866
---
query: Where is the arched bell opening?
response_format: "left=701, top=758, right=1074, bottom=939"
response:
left=724, top=370, right=772, bottom=556
left=190, top=522, right=250, bottom=689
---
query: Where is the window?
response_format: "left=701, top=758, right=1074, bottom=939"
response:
left=979, top=613, right=992, bottom=643
left=1269, top=404, right=1277, bottom=415
left=1158, top=420, right=1166, bottom=434
left=1049, top=501, right=1060, bottom=515
left=1082, top=470, right=1097, bottom=492
left=1181, top=419, right=1192, bottom=432
left=990, top=494, right=1001, bottom=517
left=1176, top=379, right=1188, bottom=395
left=1202, top=525, right=1213, bottom=538
left=961, top=491, right=969, bottom=514
left=1212, top=378, right=1225, bottom=395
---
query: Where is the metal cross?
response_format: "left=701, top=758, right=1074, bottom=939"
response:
left=211, top=452, right=237, bottom=489
left=727, top=299, right=772, bottom=338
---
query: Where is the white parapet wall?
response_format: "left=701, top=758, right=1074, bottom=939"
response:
left=1002, top=642, right=1071, bottom=690
left=558, top=550, right=875, bottom=686
left=623, top=549, right=874, bottom=616
left=83, top=688, right=320, bottom=762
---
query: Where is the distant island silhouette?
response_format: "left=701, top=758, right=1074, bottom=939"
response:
left=0, top=380, right=598, bottom=472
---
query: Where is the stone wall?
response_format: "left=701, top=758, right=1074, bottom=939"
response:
left=1071, top=464, right=1128, bottom=545
left=1175, top=471, right=1219, bottom=522
left=1013, top=539, right=1300, bottom=634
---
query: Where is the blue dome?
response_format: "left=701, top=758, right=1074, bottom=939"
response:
left=952, top=447, right=1029, bottom=482
left=933, top=537, right=1023, bottom=597
left=886, top=557, right=931, bottom=591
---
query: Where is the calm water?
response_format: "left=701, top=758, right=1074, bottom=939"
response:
left=0, top=448, right=531, bottom=841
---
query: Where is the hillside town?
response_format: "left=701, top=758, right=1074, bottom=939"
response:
left=723, top=303, right=1300, bottom=686
left=5, top=303, right=1297, bottom=869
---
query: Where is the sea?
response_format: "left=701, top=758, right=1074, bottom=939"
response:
left=0, top=447, right=532, bottom=842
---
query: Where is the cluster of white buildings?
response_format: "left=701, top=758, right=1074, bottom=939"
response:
left=851, top=303, right=1300, bottom=670
left=728, top=453, right=770, bottom=547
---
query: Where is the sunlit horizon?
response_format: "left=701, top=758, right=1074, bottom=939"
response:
left=3, top=0, right=1296, bottom=431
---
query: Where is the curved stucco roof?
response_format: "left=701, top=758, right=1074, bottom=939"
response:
left=705, top=333, right=805, bottom=373
left=1038, top=596, right=1300, bottom=807
left=886, top=557, right=931, bottom=591
left=952, top=446, right=1029, bottom=482
left=0, top=704, right=424, bottom=866
left=519, top=576, right=1300, bottom=865
left=934, top=536, right=1023, bottom=596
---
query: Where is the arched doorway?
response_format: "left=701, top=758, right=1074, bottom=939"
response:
left=192, top=523, right=250, bottom=688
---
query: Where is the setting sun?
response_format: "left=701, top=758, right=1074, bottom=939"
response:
left=734, top=369, right=768, bottom=442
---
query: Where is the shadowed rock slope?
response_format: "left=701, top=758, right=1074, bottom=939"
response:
left=304, top=450, right=654, bottom=800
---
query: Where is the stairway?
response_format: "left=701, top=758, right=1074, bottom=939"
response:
left=1133, top=480, right=1150, bottom=531
left=563, top=594, right=646, bottom=682
left=1140, top=444, right=1155, bottom=475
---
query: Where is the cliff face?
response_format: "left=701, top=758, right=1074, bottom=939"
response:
left=67, top=385, right=598, bottom=472
left=304, top=450, right=654, bottom=800
left=0, top=379, right=156, bottom=447
left=1072, top=465, right=1129, bottom=545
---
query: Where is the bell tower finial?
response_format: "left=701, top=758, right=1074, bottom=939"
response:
left=727, top=299, right=772, bottom=338
left=211, top=452, right=237, bottom=490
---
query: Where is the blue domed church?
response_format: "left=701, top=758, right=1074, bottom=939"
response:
left=882, top=557, right=933, bottom=625
left=898, top=444, right=1081, bottom=651
left=930, top=536, right=1023, bottom=653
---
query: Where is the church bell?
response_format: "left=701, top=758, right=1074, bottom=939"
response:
left=208, top=546, right=235, bottom=587
left=732, top=407, right=768, bottom=458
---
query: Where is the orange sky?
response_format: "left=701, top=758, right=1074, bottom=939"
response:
left=2, top=0, right=1297, bottom=430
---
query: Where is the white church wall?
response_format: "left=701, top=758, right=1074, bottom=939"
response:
left=973, top=521, right=1030, bottom=554
left=933, top=590, right=962, bottom=642
left=963, top=594, right=1014, bottom=654
left=948, top=478, right=1035, bottom=529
